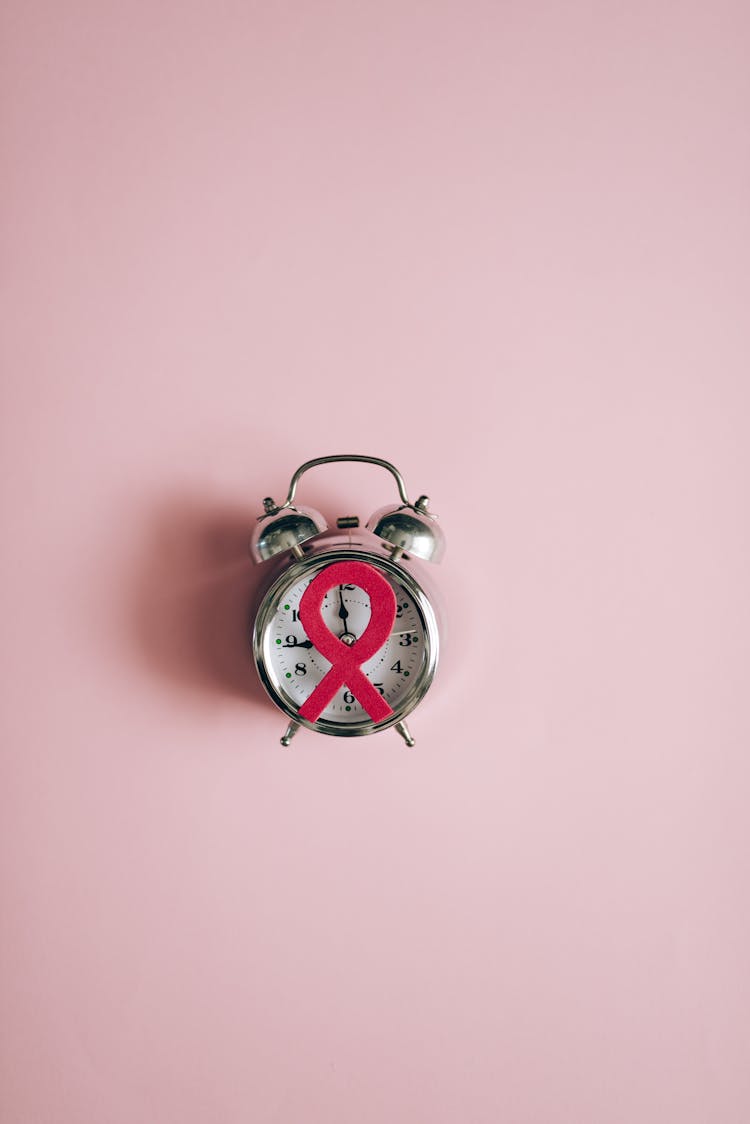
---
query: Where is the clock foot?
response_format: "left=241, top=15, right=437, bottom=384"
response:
left=280, top=721, right=300, bottom=747
left=395, top=721, right=415, bottom=747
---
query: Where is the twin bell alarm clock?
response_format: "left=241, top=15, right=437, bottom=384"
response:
left=249, top=455, right=445, bottom=746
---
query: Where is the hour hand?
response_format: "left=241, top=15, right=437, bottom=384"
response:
left=281, top=638, right=314, bottom=648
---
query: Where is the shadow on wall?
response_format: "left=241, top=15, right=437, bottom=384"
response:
left=133, top=495, right=272, bottom=708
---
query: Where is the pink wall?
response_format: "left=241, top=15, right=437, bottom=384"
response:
left=2, top=2, right=749, bottom=1121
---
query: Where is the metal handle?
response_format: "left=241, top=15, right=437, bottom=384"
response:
left=283, top=455, right=411, bottom=508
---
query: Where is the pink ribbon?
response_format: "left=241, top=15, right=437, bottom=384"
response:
left=298, top=561, right=397, bottom=722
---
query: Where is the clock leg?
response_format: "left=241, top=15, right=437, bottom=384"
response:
left=280, top=720, right=300, bottom=746
left=394, top=721, right=415, bottom=747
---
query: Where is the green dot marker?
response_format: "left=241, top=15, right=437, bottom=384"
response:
left=345, top=705, right=351, bottom=711
left=284, top=604, right=290, bottom=610
left=276, top=638, right=282, bottom=644
left=285, top=672, right=292, bottom=679
left=404, top=671, right=410, bottom=676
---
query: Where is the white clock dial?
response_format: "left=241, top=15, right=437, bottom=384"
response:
left=261, top=567, right=426, bottom=724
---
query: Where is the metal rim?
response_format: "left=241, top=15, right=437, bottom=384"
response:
left=252, top=549, right=440, bottom=737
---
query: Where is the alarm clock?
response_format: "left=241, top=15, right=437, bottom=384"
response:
left=249, top=455, right=445, bottom=746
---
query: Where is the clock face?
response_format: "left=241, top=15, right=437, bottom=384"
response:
left=254, top=553, right=437, bottom=732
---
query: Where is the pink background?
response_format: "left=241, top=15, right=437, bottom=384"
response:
left=2, top=2, right=749, bottom=1121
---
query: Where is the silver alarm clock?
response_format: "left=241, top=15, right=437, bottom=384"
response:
left=249, top=455, right=445, bottom=746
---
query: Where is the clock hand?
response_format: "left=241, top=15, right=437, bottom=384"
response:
left=337, top=589, right=358, bottom=645
left=281, top=638, right=314, bottom=648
